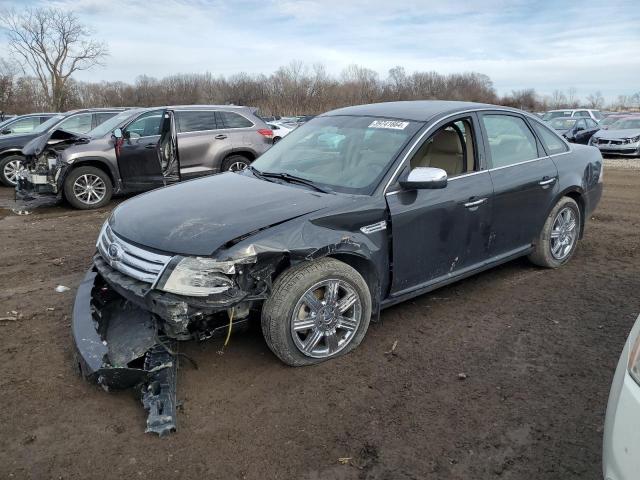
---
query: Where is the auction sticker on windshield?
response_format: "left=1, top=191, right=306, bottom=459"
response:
left=368, top=120, right=410, bottom=130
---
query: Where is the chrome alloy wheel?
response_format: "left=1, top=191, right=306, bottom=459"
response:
left=228, top=161, right=248, bottom=171
left=290, top=279, right=362, bottom=359
left=550, top=206, right=578, bottom=260
left=73, top=173, right=106, bottom=205
left=4, top=159, right=21, bottom=185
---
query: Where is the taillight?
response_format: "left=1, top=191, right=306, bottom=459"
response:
left=257, top=129, right=273, bottom=139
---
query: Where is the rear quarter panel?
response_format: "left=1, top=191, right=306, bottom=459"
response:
left=552, top=144, right=603, bottom=218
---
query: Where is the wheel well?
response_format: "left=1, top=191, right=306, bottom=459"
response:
left=328, top=253, right=380, bottom=316
left=563, top=190, right=586, bottom=238
left=0, top=151, right=23, bottom=161
left=226, top=151, right=255, bottom=162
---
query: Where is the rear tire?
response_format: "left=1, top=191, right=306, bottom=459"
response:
left=63, top=166, right=113, bottom=210
left=261, top=258, right=372, bottom=367
left=528, top=197, right=581, bottom=268
left=221, top=154, right=251, bottom=172
left=0, top=155, right=23, bottom=187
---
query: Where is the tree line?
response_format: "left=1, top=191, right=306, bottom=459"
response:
left=2, top=61, right=638, bottom=116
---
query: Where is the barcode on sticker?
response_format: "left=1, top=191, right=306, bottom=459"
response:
left=368, top=120, right=409, bottom=130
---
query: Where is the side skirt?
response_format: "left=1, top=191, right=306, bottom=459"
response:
left=381, top=245, right=533, bottom=309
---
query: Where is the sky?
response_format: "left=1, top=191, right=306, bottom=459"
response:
left=1, top=0, right=639, bottom=102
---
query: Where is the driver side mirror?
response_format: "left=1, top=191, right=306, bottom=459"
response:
left=113, top=128, right=123, bottom=139
left=1, top=129, right=11, bottom=135
left=399, top=167, right=448, bottom=190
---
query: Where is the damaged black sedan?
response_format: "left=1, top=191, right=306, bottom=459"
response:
left=73, top=101, right=603, bottom=433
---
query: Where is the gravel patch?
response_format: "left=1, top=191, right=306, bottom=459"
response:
left=604, top=157, right=640, bottom=170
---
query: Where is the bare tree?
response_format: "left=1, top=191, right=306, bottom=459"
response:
left=1, top=7, right=108, bottom=111
left=550, top=89, right=567, bottom=109
left=0, top=58, right=18, bottom=114
left=566, top=87, right=579, bottom=108
left=586, top=91, right=605, bottom=109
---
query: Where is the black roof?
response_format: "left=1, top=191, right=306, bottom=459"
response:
left=322, top=100, right=514, bottom=122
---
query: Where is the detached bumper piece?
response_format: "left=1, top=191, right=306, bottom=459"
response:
left=14, top=177, right=61, bottom=211
left=73, top=270, right=179, bottom=436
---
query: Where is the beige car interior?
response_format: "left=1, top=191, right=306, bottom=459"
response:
left=410, top=119, right=475, bottom=176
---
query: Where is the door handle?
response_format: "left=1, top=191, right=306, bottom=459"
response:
left=144, top=143, right=156, bottom=149
left=215, top=134, right=227, bottom=140
left=539, top=177, right=557, bottom=186
left=464, top=198, right=487, bottom=208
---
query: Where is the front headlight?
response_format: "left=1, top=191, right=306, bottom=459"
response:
left=159, top=257, right=237, bottom=296
left=628, top=135, right=640, bottom=143
left=628, top=327, right=640, bottom=386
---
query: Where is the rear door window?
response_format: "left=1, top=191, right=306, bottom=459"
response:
left=176, top=110, right=217, bottom=133
left=529, top=120, right=569, bottom=155
left=58, top=113, right=94, bottom=134
left=574, top=110, right=590, bottom=118
left=219, top=111, right=254, bottom=128
left=95, top=112, right=118, bottom=126
left=481, top=114, right=539, bottom=168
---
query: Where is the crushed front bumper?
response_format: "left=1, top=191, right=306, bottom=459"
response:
left=73, top=264, right=252, bottom=435
left=73, top=269, right=179, bottom=436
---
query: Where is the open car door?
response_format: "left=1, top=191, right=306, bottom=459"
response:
left=115, top=110, right=180, bottom=190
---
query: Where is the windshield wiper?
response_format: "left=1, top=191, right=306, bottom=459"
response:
left=257, top=171, right=332, bottom=194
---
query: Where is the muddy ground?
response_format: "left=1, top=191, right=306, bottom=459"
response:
left=0, top=167, right=639, bottom=480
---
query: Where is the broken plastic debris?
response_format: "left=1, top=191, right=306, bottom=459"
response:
left=55, top=285, right=70, bottom=293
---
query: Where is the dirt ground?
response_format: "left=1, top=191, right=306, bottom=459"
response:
left=0, top=167, right=639, bottom=480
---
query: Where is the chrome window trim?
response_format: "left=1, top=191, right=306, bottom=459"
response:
left=382, top=107, right=573, bottom=195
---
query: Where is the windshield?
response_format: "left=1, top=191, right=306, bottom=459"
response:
left=542, top=111, right=572, bottom=121
left=600, top=117, right=620, bottom=127
left=32, top=114, right=64, bottom=134
left=89, top=110, right=138, bottom=138
left=609, top=118, right=640, bottom=130
left=250, top=115, right=421, bottom=194
left=550, top=118, right=577, bottom=130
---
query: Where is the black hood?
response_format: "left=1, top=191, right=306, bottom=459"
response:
left=0, top=131, right=40, bottom=150
left=109, top=172, right=345, bottom=256
left=21, top=129, right=89, bottom=157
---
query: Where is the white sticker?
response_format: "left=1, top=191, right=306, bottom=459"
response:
left=368, top=120, right=409, bottom=130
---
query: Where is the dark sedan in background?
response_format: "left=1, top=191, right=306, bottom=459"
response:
left=548, top=117, right=600, bottom=144
left=0, top=113, right=59, bottom=136
left=70, top=100, right=603, bottom=434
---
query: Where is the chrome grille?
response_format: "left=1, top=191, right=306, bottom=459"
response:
left=97, top=224, right=172, bottom=284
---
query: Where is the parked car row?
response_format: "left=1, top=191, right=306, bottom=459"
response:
left=539, top=108, right=640, bottom=158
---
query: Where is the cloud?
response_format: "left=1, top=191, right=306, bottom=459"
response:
left=0, top=0, right=638, bottom=101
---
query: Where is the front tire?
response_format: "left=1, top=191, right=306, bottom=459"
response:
left=528, top=197, right=581, bottom=268
left=63, top=166, right=113, bottom=210
left=0, top=155, right=23, bottom=186
left=261, top=258, right=372, bottom=366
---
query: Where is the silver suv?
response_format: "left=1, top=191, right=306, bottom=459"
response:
left=16, top=105, right=274, bottom=209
